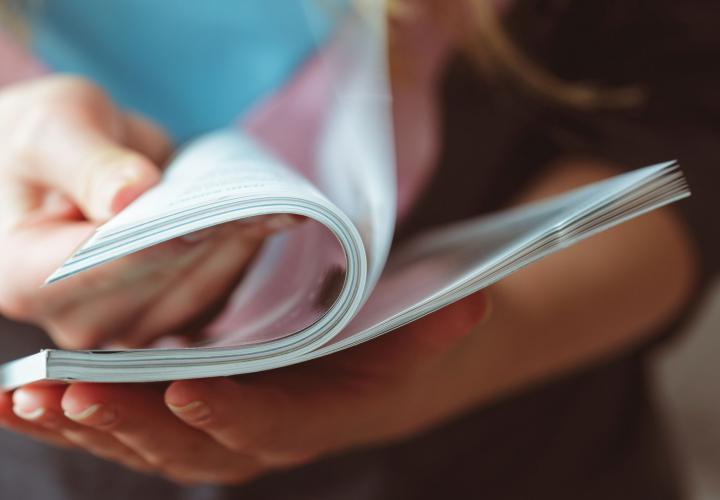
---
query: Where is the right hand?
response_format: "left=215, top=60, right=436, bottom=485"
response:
left=0, top=75, right=297, bottom=349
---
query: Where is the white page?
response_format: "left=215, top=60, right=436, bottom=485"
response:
left=176, top=3, right=397, bottom=346
left=313, top=0, right=396, bottom=296
left=45, top=2, right=395, bottom=352
left=46, top=130, right=370, bottom=351
left=309, top=163, right=688, bottom=355
left=0, top=163, right=688, bottom=389
left=86, top=131, right=332, bottom=239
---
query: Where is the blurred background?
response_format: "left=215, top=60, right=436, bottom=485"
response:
left=656, top=279, right=720, bottom=499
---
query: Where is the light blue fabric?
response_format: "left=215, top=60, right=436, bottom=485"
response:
left=27, top=0, right=348, bottom=142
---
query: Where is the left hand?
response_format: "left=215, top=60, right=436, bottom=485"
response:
left=0, top=292, right=489, bottom=485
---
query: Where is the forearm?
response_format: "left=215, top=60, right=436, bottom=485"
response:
left=413, top=159, right=698, bottom=424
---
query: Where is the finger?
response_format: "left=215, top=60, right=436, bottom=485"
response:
left=12, top=385, right=153, bottom=472
left=122, top=112, right=173, bottom=167
left=43, top=219, right=265, bottom=349
left=0, top=177, right=43, bottom=231
left=20, top=105, right=161, bottom=221
left=165, top=377, right=335, bottom=464
left=42, top=236, right=217, bottom=348
left=4, top=212, right=231, bottom=347
left=347, top=291, right=491, bottom=374
left=164, top=292, right=490, bottom=459
left=0, top=390, right=74, bottom=449
left=0, top=220, right=95, bottom=321
left=117, top=218, right=295, bottom=347
left=61, top=383, right=263, bottom=483
left=3, top=219, right=256, bottom=348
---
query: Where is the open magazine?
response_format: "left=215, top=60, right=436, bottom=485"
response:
left=0, top=5, right=690, bottom=389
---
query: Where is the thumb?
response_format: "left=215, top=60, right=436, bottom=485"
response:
left=23, top=113, right=162, bottom=222
left=399, top=291, right=492, bottom=354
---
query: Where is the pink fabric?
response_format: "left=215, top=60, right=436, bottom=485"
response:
left=241, top=42, right=339, bottom=181
left=242, top=5, right=454, bottom=220
left=242, top=0, right=512, bottom=220
left=387, top=7, right=453, bottom=219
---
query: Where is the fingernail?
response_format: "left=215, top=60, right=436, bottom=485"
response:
left=167, top=401, right=211, bottom=422
left=110, top=185, right=145, bottom=215
left=64, top=404, right=117, bottom=427
left=13, top=406, right=45, bottom=421
left=180, top=227, right=217, bottom=243
left=12, top=390, right=44, bottom=420
left=104, top=164, right=147, bottom=216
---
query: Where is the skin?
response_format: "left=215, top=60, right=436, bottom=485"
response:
left=0, top=76, right=300, bottom=350
left=0, top=76, right=698, bottom=485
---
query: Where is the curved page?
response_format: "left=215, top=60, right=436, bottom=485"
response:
left=45, top=130, right=368, bottom=358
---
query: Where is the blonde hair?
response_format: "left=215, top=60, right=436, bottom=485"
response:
left=388, top=0, right=644, bottom=110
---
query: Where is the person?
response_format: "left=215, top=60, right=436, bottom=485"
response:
left=0, top=0, right=717, bottom=498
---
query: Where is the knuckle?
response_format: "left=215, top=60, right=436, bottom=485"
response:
left=75, top=148, right=157, bottom=215
left=78, top=148, right=149, bottom=197
left=86, top=147, right=146, bottom=173
left=2, top=75, right=113, bottom=157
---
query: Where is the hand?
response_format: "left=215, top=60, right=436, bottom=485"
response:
left=0, top=75, right=296, bottom=349
left=0, top=292, right=489, bottom=485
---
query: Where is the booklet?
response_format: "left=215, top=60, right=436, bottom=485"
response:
left=0, top=5, right=691, bottom=389
left=0, top=138, right=689, bottom=389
